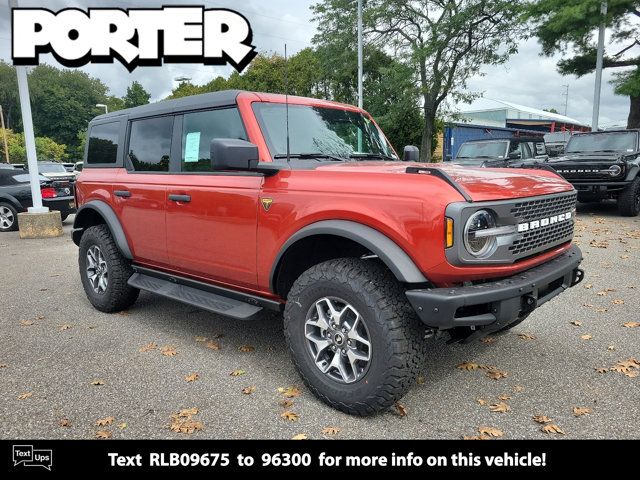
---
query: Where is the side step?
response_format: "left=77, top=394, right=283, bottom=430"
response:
left=128, top=272, right=263, bottom=320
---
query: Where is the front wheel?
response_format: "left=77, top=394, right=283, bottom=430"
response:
left=618, top=177, right=640, bottom=216
left=284, top=258, right=425, bottom=416
left=0, top=203, right=18, bottom=232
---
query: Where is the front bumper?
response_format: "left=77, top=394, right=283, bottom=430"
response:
left=572, top=181, right=631, bottom=194
left=406, top=245, right=583, bottom=331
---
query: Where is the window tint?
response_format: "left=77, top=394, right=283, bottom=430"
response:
left=87, top=122, right=119, bottom=164
left=128, top=116, right=173, bottom=172
left=181, top=108, right=247, bottom=172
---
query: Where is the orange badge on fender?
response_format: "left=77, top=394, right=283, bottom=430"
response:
left=261, top=198, right=273, bottom=212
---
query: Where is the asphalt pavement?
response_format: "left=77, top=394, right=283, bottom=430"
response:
left=1, top=202, right=639, bottom=439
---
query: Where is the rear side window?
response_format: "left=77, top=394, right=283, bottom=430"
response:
left=181, top=108, right=247, bottom=172
left=87, top=122, right=119, bottom=164
left=128, top=116, right=173, bottom=172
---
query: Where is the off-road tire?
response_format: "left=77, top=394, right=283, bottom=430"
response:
left=284, top=258, right=426, bottom=416
left=0, top=202, right=19, bottom=232
left=78, top=225, right=139, bottom=312
left=618, top=176, right=640, bottom=217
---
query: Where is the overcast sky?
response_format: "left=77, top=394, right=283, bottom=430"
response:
left=0, top=0, right=632, bottom=127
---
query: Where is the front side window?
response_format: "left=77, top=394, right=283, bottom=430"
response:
left=128, top=116, right=173, bottom=172
left=181, top=108, right=247, bottom=172
left=252, top=103, right=397, bottom=161
left=87, top=122, right=119, bottom=164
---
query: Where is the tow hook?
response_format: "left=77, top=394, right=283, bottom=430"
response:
left=571, top=268, right=585, bottom=287
left=521, top=294, right=537, bottom=315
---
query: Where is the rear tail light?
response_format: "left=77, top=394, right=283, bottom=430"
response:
left=41, top=187, right=57, bottom=199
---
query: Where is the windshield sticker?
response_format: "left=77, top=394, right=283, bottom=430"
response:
left=184, top=132, right=201, bottom=163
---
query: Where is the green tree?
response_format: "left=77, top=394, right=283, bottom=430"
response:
left=313, top=0, right=525, bottom=161
left=526, top=0, right=640, bottom=128
left=0, top=128, right=67, bottom=163
left=123, top=81, right=151, bottom=108
left=544, top=107, right=559, bottom=114
left=0, top=61, right=20, bottom=131
left=104, top=95, right=125, bottom=114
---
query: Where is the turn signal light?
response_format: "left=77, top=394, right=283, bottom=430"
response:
left=445, top=217, right=454, bottom=248
left=41, top=187, right=57, bottom=199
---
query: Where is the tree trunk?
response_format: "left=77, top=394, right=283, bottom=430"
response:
left=627, top=95, right=640, bottom=129
left=420, top=101, right=436, bottom=162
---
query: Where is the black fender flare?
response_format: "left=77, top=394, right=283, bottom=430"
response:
left=270, top=220, right=428, bottom=291
left=72, top=200, right=133, bottom=259
left=624, top=163, right=640, bottom=182
left=0, top=193, right=24, bottom=211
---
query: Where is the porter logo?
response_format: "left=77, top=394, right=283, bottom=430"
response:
left=11, top=6, right=257, bottom=72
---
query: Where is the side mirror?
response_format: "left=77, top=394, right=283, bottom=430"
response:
left=403, top=145, right=420, bottom=162
left=211, top=138, right=259, bottom=171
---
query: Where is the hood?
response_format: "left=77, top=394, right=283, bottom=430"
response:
left=315, top=161, right=573, bottom=202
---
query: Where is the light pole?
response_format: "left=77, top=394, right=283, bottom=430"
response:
left=0, top=105, right=9, bottom=164
left=591, top=1, right=608, bottom=131
left=561, top=84, right=569, bottom=116
left=357, top=0, right=363, bottom=152
left=96, top=103, right=108, bottom=114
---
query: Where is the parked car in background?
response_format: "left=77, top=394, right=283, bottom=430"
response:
left=544, top=131, right=572, bottom=157
left=549, top=129, right=640, bottom=216
left=0, top=168, right=76, bottom=231
left=36, top=161, right=77, bottom=183
left=62, top=162, right=75, bottom=173
left=73, top=161, right=83, bottom=178
left=451, top=137, right=547, bottom=167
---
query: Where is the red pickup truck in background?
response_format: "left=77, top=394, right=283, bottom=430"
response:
left=72, top=90, right=583, bottom=415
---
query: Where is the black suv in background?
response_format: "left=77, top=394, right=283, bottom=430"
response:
left=544, top=131, right=572, bottom=157
left=451, top=137, right=548, bottom=167
left=549, top=129, right=640, bottom=216
left=0, top=166, right=76, bottom=231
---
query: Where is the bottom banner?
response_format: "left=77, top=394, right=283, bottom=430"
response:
left=2, top=439, right=628, bottom=473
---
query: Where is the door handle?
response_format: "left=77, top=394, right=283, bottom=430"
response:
left=114, top=190, right=131, bottom=198
left=169, top=194, right=191, bottom=203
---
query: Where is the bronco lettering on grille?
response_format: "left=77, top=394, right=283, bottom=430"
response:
left=517, top=211, right=572, bottom=233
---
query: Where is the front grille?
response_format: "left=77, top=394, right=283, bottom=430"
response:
left=509, top=191, right=576, bottom=257
left=553, top=164, right=624, bottom=180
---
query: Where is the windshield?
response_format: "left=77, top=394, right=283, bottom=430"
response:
left=252, top=103, right=397, bottom=160
left=38, top=163, right=68, bottom=174
left=565, top=132, right=637, bottom=154
left=456, top=141, right=508, bottom=159
left=544, top=132, right=571, bottom=143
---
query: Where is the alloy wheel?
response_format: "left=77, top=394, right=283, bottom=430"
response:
left=86, top=245, right=108, bottom=294
left=0, top=206, right=15, bottom=229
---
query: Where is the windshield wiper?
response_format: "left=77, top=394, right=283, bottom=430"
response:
left=274, top=153, right=347, bottom=162
left=349, top=153, right=397, bottom=161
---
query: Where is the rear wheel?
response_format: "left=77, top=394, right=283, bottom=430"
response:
left=618, top=177, right=640, bottom=216
left=0, top=203, right=18, bottom=232
left=78, top=225, right=139, bottom=312
left=284, top=258, right=425, bottom=416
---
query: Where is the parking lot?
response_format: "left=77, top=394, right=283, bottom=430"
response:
left=1, top=202, right=639, bottom=440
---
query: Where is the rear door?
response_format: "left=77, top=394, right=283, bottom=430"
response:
left=165, top=107, right=262, bottom=290
left=111, top=116, right=174, bottom=268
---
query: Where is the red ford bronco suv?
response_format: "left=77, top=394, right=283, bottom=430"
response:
left=73, top=90, right=584, bottom=415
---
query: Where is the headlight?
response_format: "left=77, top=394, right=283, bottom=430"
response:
left=464, top=209, right=497, bottom=257
left=608, top=165, right=622, bottom=177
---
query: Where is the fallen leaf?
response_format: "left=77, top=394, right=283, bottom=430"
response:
left=595, top=308, right=608, bottom=314
left=17, top=392, right=33, bottom=400
left=59, top=324, right=72, bottom=331
left=489, top=402, right=510, bottom=413
left=206, top=341, right=221, bottom=351
left=584, top=284, right=593, bottom=289
left=486, top=369, right=508, bottom=380
left=194, top=336, right=207, bottom=342
left=139, top=342, right=157, bottom=353
left=0, top=363, right=7, bottom=368
left=59, top=418, right=71, bottom=427
left=230, top=369, right=246, bottom=377
left=480, top=336, right=496, bottom=344
left=96, top=416, right=114, bottom=426
left=277, top=386, right=301, bottom=398
left=36, top=315, right=45, bottom=320
left=625, top=370, right=639, bottom=378
left=238, top=345, right=255, bottom=353
left=596, top=291, right=608, bottom=297
left=457, top=361, right=481, bottom=370
left=573, top=407, right=592, bottom=417
left=20, top=320, right=34, bottom=326
left=570, top=320, right=583, bottom=327
left=281, top=411, right=299, bottom=421
left=477, top=398, right=488, bottom=406
left=541, top=424, right=565, bottom=435
left=532, top=415, right=553, bottom=424
left=608, top=345, right=616, bottom=351
left=185, top=373, right=199, bottom=383
left=394, top=402, right=408, bottom=417
left=291, top=433, right=308, bottom=440
left=160, top=346, right=177, bottom=357
left=91, top=379, right=105, bottom=386
left=589, top=240, right=609, bottom=248
left=96, top=430, right=112, bottom=439
left=416, top=375, right=425, bottom=385
left=580, top=334, right=593, bottom=341
left=513, top=385, right=525, bottom=392
left=242, top=386, right=256, bottom=395
left=478, top=426, right=503, bottom=438
left=518, top=333, right=536, bottom=340
left=278, top=399, right=293, bottom=408
left=321, top=426, right=341, bottom=435
left=178, top=407, right=198, bottom=417
left=498, top=394, right=512, bottom=401
left=611, top=299, right=625, bottom=305
left=118, top=422, right=127, bottom=430
left=595, top=367, right=608, bottom=374
left=623, top=322, right=640, bottom=328
left=170, top=418, right=203, bottom=434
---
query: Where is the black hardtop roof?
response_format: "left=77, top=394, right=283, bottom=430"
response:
left=462, top=136, right=544, bottom=144
left=90, top=89, right=243, bottom=124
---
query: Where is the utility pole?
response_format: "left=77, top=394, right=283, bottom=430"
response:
left=591, top=1, right=608, bottom=131
left=357, top=0, right=363, bottom=152
left=0, top=105, right=10, bottom=163
left=561, top=84, right=569, bottom=116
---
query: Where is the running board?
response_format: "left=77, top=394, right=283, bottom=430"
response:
left=128, top=272, right=264, bottom=320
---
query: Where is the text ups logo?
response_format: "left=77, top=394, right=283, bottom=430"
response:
left=11, top=6, right=257, bottom=72
left=13, top=445, right=53, bottom=470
